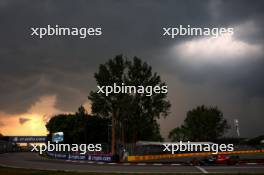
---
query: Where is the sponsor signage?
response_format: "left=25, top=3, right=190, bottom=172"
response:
left=68, top=154, right=86, bottom=160
left=87, top=155, right=113, bottom=162
left=46, top=152, right=113, bottom=162
left=10, top=136, right=47, bottom=143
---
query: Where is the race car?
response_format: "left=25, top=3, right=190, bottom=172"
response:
left=194, top=154, right=239, bottom=165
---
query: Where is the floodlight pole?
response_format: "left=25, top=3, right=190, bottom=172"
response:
left=234, top=119, right=240, bottom=137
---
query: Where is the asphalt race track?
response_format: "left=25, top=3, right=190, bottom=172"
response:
left=0, top=152, right=264, bottom=173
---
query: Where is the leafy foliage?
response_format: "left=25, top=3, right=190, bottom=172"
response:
left=169, top=105, right=229, bottom=142
left=46, top=106, right=109, bottom=143
left=168, top=126, right=189, bottom=142
left=88, top=55, right=170, bottom=143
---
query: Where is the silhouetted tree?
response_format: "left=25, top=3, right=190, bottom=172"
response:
left=169, top=105, right=229, bottom=142
left=88, top=55, right=170, bottom=153
left=46, top=106, right=109, bottom=144
left=168, top=126, right=189, bottom=142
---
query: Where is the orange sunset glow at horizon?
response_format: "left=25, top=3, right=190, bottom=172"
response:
left=0, top=95, right=91, bottom=136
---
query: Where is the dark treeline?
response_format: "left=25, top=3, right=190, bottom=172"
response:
left=46, top=106, right=109, bottom=144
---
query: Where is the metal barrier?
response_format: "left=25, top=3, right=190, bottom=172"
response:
left=127, top=150, right=263, bottom=161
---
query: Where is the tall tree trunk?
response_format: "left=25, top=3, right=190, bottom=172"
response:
left=121, top=122, right=125, bottom=145
left=111, top=111, right=116, bottom=154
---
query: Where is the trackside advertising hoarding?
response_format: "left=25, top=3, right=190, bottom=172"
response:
left=9, top=136, right=47, bottom=143
left=46, top=152, right=113, bottom=162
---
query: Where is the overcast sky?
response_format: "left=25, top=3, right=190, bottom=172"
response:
left=0, top=0, right=263, bottom=138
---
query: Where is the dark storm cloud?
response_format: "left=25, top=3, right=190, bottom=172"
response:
left=0, top=0, right=264, bottom=137
left=0, top=0, right=213, bottom=113
left=19, top=117, right=30, bottom=125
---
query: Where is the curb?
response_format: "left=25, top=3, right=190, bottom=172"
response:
left=65, top=160, right=264, bottom=166
left=64, top=160, right=184, bottom=166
